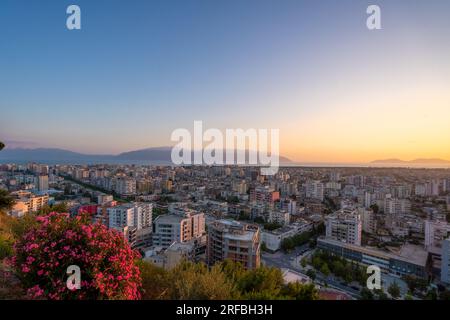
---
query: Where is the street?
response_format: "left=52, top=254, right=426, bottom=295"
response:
left=262, top=247, right=362, bottom=299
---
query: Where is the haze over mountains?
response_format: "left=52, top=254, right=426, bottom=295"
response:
left=0, top=147, right=292, bottom=165
left=2, top=147, right=450, bottom=167
left=371, top=158, right=450, bottom=164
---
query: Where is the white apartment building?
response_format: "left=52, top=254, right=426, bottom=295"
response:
left=280, top=199, right=297, bottom=215
left=153, top=207, right=205, bottom=249
left=107, top=202, right=153, bottom=248
left=114, top=177, right=137, bottom=196
left=261, top=221, right=313, bottom=252
left=107, top=202, right=152, bottom=232
left=10, top=191, right=49, bottom=216
left=424, top=220, right=450, bottom=249
left=305, top=180, right=324, bottom=201
left=37, top=175, right=49, bottom=192
left=441, top=238, right=450, bottom=284
left=268, top=210, right=290, bottom=226
left=384, top=196, right=411, bottom=215
left=358, top=207, right=377, bottom=234
left=325, top=208, right=362, bottom=246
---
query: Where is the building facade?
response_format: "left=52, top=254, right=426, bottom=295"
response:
left=207, top=219, right=261, bottom=269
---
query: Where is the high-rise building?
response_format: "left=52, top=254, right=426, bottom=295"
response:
left=424, top=220, right=450, bottom=249
left=358, top=207, right=377, bottom=235
left=37, top=175, right=49, bottom=191
left=250, top=186, right=280, bottom=205
left=305, top=180, right=324, bottom=201
left=152, top=208, right=205, bottom=248
left=107, top=202, right=152, bottom=247
left=325, top=208, right=362, bottom=245
left=384, top=196, right=411, bottom=215
left=207, top=219, right=261, bottom=269
left=114, top=177, right=137, bottom=196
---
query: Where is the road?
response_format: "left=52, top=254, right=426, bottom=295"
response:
left=262, top=247, right=361, bottom=299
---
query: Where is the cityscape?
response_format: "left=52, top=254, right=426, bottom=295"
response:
left=1, top=159, right=450, bottom=300
left=1, top=0, right=450, bottom=309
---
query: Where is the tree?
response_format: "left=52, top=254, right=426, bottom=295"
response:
left=403, top=275, right=428, bottom=294
left=320, top=263, right=330, bottom=277
left=263, top=222, right=282, bottom=231
left=0, top=190, right=14, bottom=212
left=261, top=242, right=268, bottom=252
left=237, top=265, right=285, bottom=297
left=226, top=196, right=239, bottom=204
left=360, top=287, right=375, bottom=300
left=370, top=204, right=379, bottom=214
left=375, top=289, right=389, bottom=300
left=306, top=269, right=316, bottom=280
left=167, top=261, right=236, bottom=300
left=13, top=212, right=142, bottom=299
left=405, top=293, right=413, bottom=300
left=281, top=238, right=295, bottom=252
left=439, top=289, right=450, bottom=300
left=0, top=141, right=4, bottom=151
left=138, top=260, right=170, bottom=299
left=35, top=202, right=68, bottom=215
left=300, top=257, right=307, bottom=268
left=388, top=282, right=401, bottom=299
left=281, top=282, right=319, bottom=300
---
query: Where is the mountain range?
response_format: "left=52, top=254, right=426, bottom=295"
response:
left=0, top=147, right=292, bottom=165
left=371, top=158, right=450, bottom=164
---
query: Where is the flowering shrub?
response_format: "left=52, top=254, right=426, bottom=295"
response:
left=12, top=212, right=142, bottom=300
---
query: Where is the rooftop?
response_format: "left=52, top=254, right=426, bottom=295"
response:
left=318, top=237, right=428, bottom=267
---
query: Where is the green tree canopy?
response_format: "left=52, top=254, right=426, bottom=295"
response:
left=388, top=282, right=401, bottom=299
left=0, top=190, right=14, bottom=212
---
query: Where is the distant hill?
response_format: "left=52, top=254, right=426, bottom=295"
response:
left=0, top=148, right=115, bottom=162
left=0, top=146, right=292, bottom=165
left=371, top=158, right=450, bottom=165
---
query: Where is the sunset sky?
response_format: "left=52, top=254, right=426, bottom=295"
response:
left=1, top=0, right=450, bottom=163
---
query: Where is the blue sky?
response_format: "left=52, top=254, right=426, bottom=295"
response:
left=1, top=1, right=450, bottom=161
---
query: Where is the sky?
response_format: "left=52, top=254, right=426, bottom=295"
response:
left=1, top=0, right=450, bottom=163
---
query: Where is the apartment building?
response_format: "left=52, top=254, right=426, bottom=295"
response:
left=250, top=186, right=280, bottom=205
left=37, top=175, right=49, bottom=192
left=425, top=220, right=450, bottom=249
left=207, top=219, right=261, bottom=269
left=261, top=220, right=313, bottom=252
left=152, top=208, right=205, bottom=248
left=325, top=208, right=362, bottom=245
left=384, top=196, right=411, bottom=215
left=305, top=180, right=324, bottom=202
left=10, top=191, right=49, bottom=216
left=441, top=238, right=450, bottom=284
left=268, top=210, right=290, bottom=226
left=114, top=177, right=137, bottom=196
left=107, top=202, right=153, bottom=248
left=97, top=194, right=114, bottom=205
left=358, top=207, right=377, bottom=235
